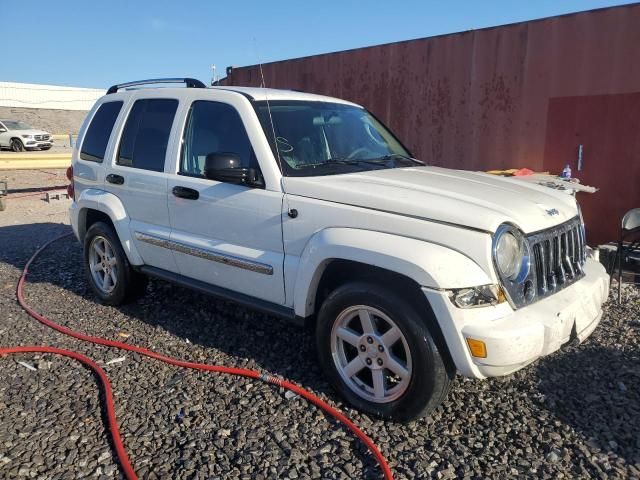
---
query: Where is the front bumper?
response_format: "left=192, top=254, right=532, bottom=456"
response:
left=24, top=140, right=53, bottom=149
left=424, top=255, right=609, bottom=379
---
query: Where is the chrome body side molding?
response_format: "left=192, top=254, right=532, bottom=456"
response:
left=134, top=231, right=274, bottom=275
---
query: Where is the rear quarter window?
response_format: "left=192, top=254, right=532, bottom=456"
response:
left=80, top=101, right=123, bottom=162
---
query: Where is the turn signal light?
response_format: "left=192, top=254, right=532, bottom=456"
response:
left=466, top=338, right=487, bottom=358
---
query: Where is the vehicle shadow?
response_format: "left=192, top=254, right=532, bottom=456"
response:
left=534, top=342, right=640, bottom=467
left=0, top=221, right=71, bottom=267
left=0, top=222, right=334, bottom=401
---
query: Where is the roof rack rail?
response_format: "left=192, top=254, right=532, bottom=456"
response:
left=106, top=78, right=206, bottom=95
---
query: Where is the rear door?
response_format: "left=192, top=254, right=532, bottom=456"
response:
left=104, top=95, right=180, bottom=272
left=166, top=96, right=286, bottom=305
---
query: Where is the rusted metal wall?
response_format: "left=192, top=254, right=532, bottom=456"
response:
left=223, top=4, right=640, bottom=243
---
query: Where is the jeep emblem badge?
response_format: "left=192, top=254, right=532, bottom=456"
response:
left=546, top=208, right=560, bottom=216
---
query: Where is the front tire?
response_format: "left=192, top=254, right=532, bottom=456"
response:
left=316, top=282, right=455, bottom=422
left=83, top=222, right=147, bottom=305
left=11, top=138, right=24, bottom=152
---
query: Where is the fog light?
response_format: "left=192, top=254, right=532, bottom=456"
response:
left=466, top=338, right=487, bottom=358
left=448, top=285, right=506, bottom=308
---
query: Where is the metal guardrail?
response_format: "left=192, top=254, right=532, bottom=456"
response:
left=0, top=153, right=71, bottom=170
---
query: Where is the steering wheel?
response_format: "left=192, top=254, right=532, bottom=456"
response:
left=364, top=123, right=387, bottom=147
left=347, top=147, right=371, bottom=160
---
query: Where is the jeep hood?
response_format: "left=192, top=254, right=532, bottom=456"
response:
left=283, top=166, right=579, bottom=234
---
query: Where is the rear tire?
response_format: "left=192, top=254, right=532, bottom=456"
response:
left=316, top=281, right=455, bottom=422
left=83, top=222, right=147, bottom=305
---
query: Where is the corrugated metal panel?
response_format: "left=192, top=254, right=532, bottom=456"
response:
left=544, top=92, right=640, bottom=245
left=0, top=82, right=104, bottom=111
left=224, top=4, right=640, bottom=242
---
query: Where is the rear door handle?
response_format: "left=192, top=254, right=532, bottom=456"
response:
left=172, top=186, right=199, bottom=200
left=106, top=174, right=124, bottom=185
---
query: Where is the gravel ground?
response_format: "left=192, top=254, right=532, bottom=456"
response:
left=0, top=173, right=639, bottom=479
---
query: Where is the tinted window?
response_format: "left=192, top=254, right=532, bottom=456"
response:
left=80, top=102, right=123, bottom=162
left=180, top=101, right=256, bottom=177
left=117, top=99, right=178, bottom=172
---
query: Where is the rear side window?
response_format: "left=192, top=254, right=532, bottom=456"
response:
left=117, top=98, right=178, bottom=172
left=80, top=101, right=123, bottom=162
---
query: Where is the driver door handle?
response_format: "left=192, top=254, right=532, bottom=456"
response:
left=172, top=186, right=199, bottom=200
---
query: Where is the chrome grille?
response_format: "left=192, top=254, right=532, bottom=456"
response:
left=34, top=135, right=50, bottom=141
left=528, top=217, right=586, bottom=299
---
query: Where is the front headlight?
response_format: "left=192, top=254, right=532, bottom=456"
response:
left=492, top=224, right=529, bottom=283
left=448, top=284, right=507, bottom=308
left=21, top=134, right=33, bottom=139
left=495, top=230, right=523, bottom=280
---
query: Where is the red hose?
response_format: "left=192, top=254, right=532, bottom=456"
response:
left=4, top=233, right=394, bottom=480
left=0, top=346, right=137, bottom=479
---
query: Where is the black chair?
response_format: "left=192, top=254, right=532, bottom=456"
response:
left=610, top=208, right=640, bottom=303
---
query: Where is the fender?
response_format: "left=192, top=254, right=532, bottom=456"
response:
left=74, top=188, right=144, bottom=265
left=293, top=227, right=493, bottom=318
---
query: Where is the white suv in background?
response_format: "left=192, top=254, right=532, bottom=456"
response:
left=0, top=119, right=53, bottom=151
left=68, top=78, right=609, bottom=421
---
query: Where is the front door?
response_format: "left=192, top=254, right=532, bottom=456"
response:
left=167, top=99, right=285, bottom=305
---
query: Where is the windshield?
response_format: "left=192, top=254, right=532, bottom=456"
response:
left=254, top=101, right=418, bottom=176
left=2, top=120, right=32, bottom=130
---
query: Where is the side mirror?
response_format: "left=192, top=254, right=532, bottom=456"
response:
left=204, top=152, right=264, bottom=188
left=0, top=128, right=6, bottom=133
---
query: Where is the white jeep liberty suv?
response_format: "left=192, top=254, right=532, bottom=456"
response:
left=69, top=78, right=609, bottom=421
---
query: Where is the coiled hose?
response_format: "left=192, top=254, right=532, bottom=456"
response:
left=0, top=233, right=394, bottom=479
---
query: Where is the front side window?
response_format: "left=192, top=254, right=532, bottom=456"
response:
left=254, top=101, right=417, bottom=177
left=80, top=101, right=123, bottom=162
left=117, top=98, right=178, bottom=172
left=2, top=120, right=32, bottom=130
left=180, top=100, right=256, bottom=177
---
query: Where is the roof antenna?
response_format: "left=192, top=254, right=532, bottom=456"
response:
left=254, top=40, right=286, bottom=187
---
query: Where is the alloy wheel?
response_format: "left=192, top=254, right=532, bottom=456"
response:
left=88, top=235, right=118, bottom=294
left=330, top=305, right=412, bottom=403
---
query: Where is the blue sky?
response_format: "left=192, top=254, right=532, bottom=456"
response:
left=1, top=0, right=635, bottom=89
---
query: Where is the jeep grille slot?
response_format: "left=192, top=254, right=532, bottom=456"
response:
left=529, top=217, right=586, bottom=300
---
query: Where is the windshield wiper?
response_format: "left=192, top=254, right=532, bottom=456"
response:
left=363, top=154, right=425, bottom=166
left=296, top=159, right=366, bottom=168
left=295, top=155, right=423, bottom=170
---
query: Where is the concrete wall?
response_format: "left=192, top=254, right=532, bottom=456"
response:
left=0, top=82, right=103, bottom=111
left=0, top=82, right=102, bottom=134
left=0, top=106, right=88, bottom=134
